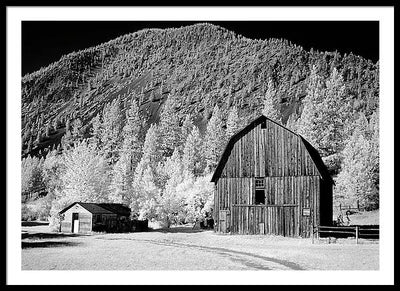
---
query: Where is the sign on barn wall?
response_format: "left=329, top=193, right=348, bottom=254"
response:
left=302, top=208, right=310, bottom=216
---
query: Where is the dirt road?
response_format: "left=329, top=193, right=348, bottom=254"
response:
left=21, top=224, right=379, bottom=270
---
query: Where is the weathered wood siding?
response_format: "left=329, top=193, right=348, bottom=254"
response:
left=214, top=118, right=332, bottom=238
left=60, top=204, right=92, bottom=233
left=215, top=176, right=320, bottom=237
left=220, top=121, right=320, bottom=178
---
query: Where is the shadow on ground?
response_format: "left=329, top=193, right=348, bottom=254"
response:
left=21, top=232, right=79, bottom=240
left=149, top=226, right=209, bottom=234
left=21, top=241, right=80, bottom=249
left=22, top=221, right=50, bottom=227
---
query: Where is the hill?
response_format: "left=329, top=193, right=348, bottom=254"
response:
left=21, top=23, right=379, bottom=159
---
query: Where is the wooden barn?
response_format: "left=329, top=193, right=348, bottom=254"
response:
left=59, top=202, right=131, bottom=234
left=211, top=115, right=333, bottom=238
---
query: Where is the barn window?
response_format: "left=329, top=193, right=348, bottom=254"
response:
left=255, top=178, right=265, bottom=189
left=95, top=214, right=102, bottom=223
left=255, top=190, right=265, bottom=204
left=261, top=120, right=267, bottom=129
left=255, top=178, right=265, bottom=204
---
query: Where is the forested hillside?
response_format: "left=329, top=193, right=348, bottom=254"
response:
left=21, top=23, right=379, bottom=227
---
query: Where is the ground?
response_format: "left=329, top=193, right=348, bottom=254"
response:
left=21, top=222, right=379, bottom=271
left=348, top=210, right=379, bottom=225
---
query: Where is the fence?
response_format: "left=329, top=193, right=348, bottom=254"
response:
left=311, top=225, right=379, bottom=244
left=335, top=200, right=360, bottom=212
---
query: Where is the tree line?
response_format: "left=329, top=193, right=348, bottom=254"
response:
left=22, top=65, right=379, bottom=228
left=21, top=23, right=379, bottom=225
left=21, top=90, right=247, bottom=228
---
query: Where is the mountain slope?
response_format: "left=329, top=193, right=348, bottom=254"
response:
left=21, top=23, right=379, bottom=158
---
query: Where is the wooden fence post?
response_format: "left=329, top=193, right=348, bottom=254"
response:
left=355, top=226, right=359, bottom=244
left=311, top=225, right=314, bottom=244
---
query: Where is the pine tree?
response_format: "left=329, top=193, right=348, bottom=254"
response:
left=296, top=66, right=324, bottom=149
left=109, top=100, right=143, bottom=204
left=335, top=112, right=379, bottom=210
left=109, top=153, right=132, bottom=204
left=53, top=116, right=59, bottom=131
left=21, top=155, right=44, bottom=197
left=159, top=95, right=180, bottom=157
left=203, top=104, right=226, bottom=173
left=130, top=124, right=162, bottom=216
left=262, top=78, right=281, bottom=122
left=226, top=105, right=240, bottom=140
left=71, top=118, right=83, bottom=142
left=297, top=67, right=350, bottom=163
left=45, top=123, right=51, bottom=137
left=286, top=113, right=299, bottom=132
left=138, top=124, right=162, bottom=174
left=35, top=129, right=42, bottom=144
left=132, top=166, right=159, bottom=220
left=122, top=99, right=143, bottom=169
left=321, top=68, right=350, bottom=155
left=177, top=114, right=194, bottom=153
left=41, top=148, right=64, bottom=219
left=27, top=136, right=33, bottom=153
left=90, top=113, right=103, bottom=149
left=101, top=99, right=123, bottom=163
left=182, top=126, right=204, bottom=177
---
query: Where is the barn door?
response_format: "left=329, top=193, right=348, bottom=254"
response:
left=72, top=213, right=79, bottom=233
left=219, top=210, right=230, bottom=233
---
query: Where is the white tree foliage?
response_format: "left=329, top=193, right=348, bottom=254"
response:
left=130, top=124, right=162, bottom=219
left=262, top=78, right=281, bottom=123
left=21, top=155, right=44, bottom=196
left=203, top=104, right=226, bottom=173
left=48, top=140, right=110, bottom=229
left=156, top=150, right=186, bottom=227
left=226, top=105, right=241, bottom=139
left=176, top=174, right=214, bottom=224
left=101, top=99, right=123, bottom=163
left=182, top=125, right=204, bottom=178
left=159, top=95, right=180, bottom=157
left=335, top=111, right=379, bottom=210
left=109, top=99, right=143, bottom=204
left=178, top=114, right=194, bottom=153
left=297, top=67, right=350, bottom=159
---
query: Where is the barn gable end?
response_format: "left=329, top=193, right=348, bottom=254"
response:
left=211, top=115, right=331, bottom=183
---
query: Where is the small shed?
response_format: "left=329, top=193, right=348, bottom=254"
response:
left=59, top=202, right=131, bottom=234
left=211, top=115, right=333, bottom=238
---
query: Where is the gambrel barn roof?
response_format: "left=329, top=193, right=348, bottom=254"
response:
left=210, top=114, right=334, bottom=184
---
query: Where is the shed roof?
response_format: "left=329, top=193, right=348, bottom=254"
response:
left=98, top=203, right=131, bottom=217
left=59, top=202, right=131, bottom=216
left=210, top=114, right=333, bottom=184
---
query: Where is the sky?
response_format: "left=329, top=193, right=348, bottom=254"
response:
left=21, top=21, right=379, bottom=75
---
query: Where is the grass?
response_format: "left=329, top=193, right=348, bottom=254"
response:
left=21, top=224, right=379, bottom=271
left=348, top=210, right=379, bottom=226
left=332, top=209, right=380, bottom=226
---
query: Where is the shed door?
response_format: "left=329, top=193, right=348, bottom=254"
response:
left=72, top=213, right=79, bottom=233
left=219, top=210, right=230, bottom=233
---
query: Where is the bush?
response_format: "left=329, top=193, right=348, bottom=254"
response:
left=21, top=198, right=51, bottom=221
left=21, top=203, right=35, bottom=221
